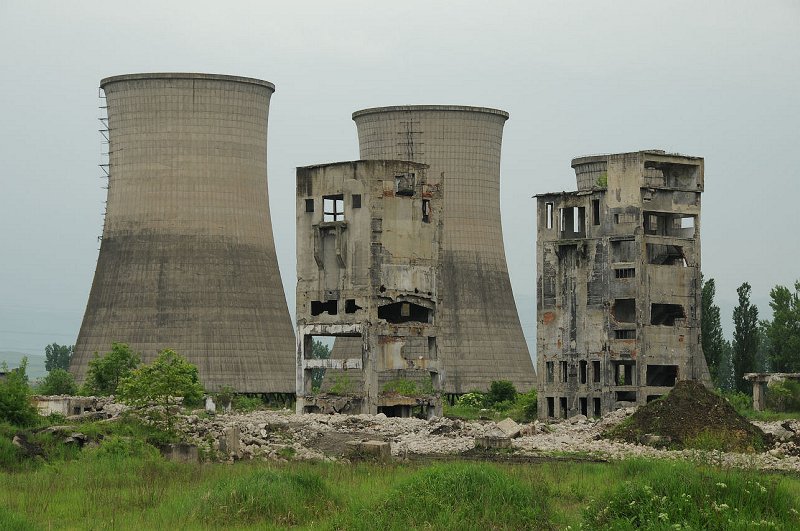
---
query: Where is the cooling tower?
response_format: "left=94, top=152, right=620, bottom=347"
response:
left=71, top=73, right=295, bottom=393
left=351, top=105, right=536, bottom=392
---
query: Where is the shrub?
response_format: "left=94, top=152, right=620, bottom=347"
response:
left=328, top=373, right=353, bottom=395
left=0, top=359, right=38, bottom=427
left=382, top=379, right=428, bottom=396
left=232, top=395, right=263, bottom=412
left=118, top=349, right=204, bottom=430
left=487, top=380, right=517, bottom=405
left=457, top=392, right=485, bottom=408
left=38, top=368, right=78, bottom=395
left=518, top=388, right=538, bottom=421
left=83, top=342, right=140, bottom=396
left=720, top=389, right=752, bottom=413
left=766, top=380, right=800, bottom=412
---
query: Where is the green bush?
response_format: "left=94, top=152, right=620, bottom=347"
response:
left=0, top=359, right=38, bottom=427
left=766, top=380, right=800, bottom=412
left=83, top=342, right=140, bottom=396
left=38, top=368, right=77, bottom=395
left=518, top=388, right=538, bottom=421
left=457, top=392, right=485, bottom=408
left=382, top=379, right=419, bottom=395
left=0, top=436, right=23, bottom=472
left=89, top=435, right=161, bottom=460
left=232, top=395, right=263, bottom=412
left=487, top=380, right=517, bottom=405
left=719, top=389, right=752, bottom=413
left=328, top=373, right=354, bottom=395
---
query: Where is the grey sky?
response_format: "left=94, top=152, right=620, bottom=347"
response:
left=1, top=0, right=798, bottom=359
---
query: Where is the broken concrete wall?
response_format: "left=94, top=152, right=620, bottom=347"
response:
left=296, top=160, right=443, bottom=416
left=536, top=150, right=710, bottom=419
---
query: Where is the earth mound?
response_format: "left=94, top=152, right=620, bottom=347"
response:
left=606, top=380, right=769, bottom=453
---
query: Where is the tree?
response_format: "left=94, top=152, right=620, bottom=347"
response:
left=83, top=343, right=140, bottom=396
left=487, top=380, right=517, bottom=405
left=311, top=340, right=331, bottom=391
left=117, top=349, right=204, bottom=431
left=700, top=276, right=726, bottom=386
left=732, top=282, right=759, bottom=393
left=0, top=358, right=38, bottom=427
left=38, top=368, right=78, bottom=395
left=763, top=281, right=800, bottom=372
left=44, top=343, right=74, bottom=372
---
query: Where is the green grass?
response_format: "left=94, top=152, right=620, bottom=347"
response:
left=1, top=448, right=799, bottom=529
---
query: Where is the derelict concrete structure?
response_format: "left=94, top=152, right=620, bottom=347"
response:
left=295, top=160, right=443, bottom=415
left=536, top=150, right=712, bottom=419
left=71, top=73, right=295, bottom=393
left=349, top=106, right=536, bottom=394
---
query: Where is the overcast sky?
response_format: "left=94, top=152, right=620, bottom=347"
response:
left=1, top=0, right=798, bottom=359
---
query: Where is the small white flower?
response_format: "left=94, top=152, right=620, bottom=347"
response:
left=716, top=482, right=727, bottom=489
left=658, top=512, right=669, bottom=521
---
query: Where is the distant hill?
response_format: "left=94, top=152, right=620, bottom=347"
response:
left=0, top=351, right=48, bottom=380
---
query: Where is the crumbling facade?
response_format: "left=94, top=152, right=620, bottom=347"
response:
left=350, top=106, right=536, bottom=394
left=295, top=160, right=443, bottom=416
left=536, top=151, right=711, bottom=419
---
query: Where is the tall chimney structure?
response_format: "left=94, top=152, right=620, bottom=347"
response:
left=71, top=73, right=295, bottom=393
left=351, top=105, right=536, bottom=393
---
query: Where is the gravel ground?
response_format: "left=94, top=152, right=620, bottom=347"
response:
left=175, top=407, right=800, bottom=472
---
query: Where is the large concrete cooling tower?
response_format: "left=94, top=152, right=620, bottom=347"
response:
left=351, top=105, right=536, bottom=392
left=71, top=73, right=295, bottom=393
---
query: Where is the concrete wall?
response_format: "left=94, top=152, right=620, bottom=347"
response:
left=350, top=106, right=536, bottom=393
left=295, top=160, right=442, bottom=414
left=71, top=73, right=295, bottom=393
left=536, top=150, right=711, bottom=419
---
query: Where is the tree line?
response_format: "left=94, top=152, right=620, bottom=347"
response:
left=702, top=277, right=800, bottom=393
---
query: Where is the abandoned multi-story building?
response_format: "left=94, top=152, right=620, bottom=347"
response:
left=536, top=150, right=712, bottom=419
left=295, top=160, right=443, bottom=417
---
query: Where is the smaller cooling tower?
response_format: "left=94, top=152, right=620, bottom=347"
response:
left=351, top=105, right=536, bottom=393
left=71, top=73, right=295, bottom=393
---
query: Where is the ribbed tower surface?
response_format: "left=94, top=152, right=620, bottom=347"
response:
left=351, top=105, right=536, bottom=392
left=71, top=73, right=295, bottom=393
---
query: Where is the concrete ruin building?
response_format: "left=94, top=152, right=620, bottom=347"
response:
left=71, top=73, right=296, bottom=394
left=295, top=160, right=443, bottom=416
left=536, top=150, right=711, bottom=419
left=343, top=106, right=537, bottom=395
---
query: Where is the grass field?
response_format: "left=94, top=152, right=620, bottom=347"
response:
left=2, top=444, right=799, bottom=530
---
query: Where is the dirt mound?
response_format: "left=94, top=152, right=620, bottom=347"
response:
left=606, top=380, right=769, bottom=453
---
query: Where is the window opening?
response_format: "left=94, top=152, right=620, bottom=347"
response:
left=559, top=397, right=568, bottom=418
left=547, top=397, right=555, bottom=418
left=614, top=329, right=636, bottom=340
left=579, top=360, right=587, bottom=384
left=592, top=360, right=601, bottom=383
left=395, top=172, right=415, bottom=196
left=560, top=361, right=568, bottom=383
left=650, top=303, right=686, bottom=326
left=579, top=397, right=588, bottom=416
left=615, top=391, right=637, bottom=402
left=545, top=361, right=554, bottom=383
left=546, top=202, right=553, bottom=229
left=593, top=397, right=601, bottom=417
left=646, top=243, right=687, bottom=266
left=646, top=365, right=678, bottom=386
left=311, top=300, right=338, bottom=316
left=422, top=199, right=431, bottom=223
left=612, top=361, right=635, bottom=385
left=305, top=198, right=314, bottom=212
left=344, top=299, right=362, bottom=314
left=352, top=194, right=361, bottom=209
left=614, top=268, right=635, bottom=279
left=612, top=299, right=636, bottom=323
left=378, top=302, right=431, bottom=323
left=592, top=199, right=600, bottom=226
left=323, top=194, right=344, bottom=222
